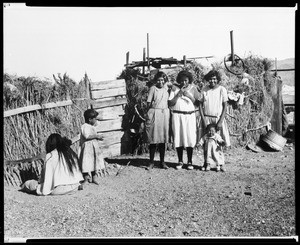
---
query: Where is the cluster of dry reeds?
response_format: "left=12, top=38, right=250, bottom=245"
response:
left=4, top=72, right=91, bottom=185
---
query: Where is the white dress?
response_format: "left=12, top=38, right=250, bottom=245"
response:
left=199, top=85, right=231, bottom=147
left=169, top=85, right=198, bottom=148
left=78, top=123, right=105, bottom=173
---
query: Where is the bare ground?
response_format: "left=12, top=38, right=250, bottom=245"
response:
left=4, top=144, right=295, bottom=239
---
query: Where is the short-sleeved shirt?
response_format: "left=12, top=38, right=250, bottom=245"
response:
left=199, top=85, right=228, bottom=117
left=147, top=84, right=169, bottom=109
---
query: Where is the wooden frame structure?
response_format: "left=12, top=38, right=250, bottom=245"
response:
left=89, top=79, right=127, bottom=158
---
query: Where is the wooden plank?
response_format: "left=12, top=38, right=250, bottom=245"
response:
left=92, top=97, right=127, bottom=109
left=90, top=79, right=126, bottom=91
left=270, top=69, right=295, bottom=72
left=4, top=100, right=74, bottom=117
left=95, top=118, right=123, bottom=132
left=4, top=153, right=46, bottom=165
left=102, top=143, right=121, bottom=158
left=99, top=131, right=124, bottom=147
left=4, top=105, right=42, bottom=117
left=96, top=105, right=125, bottom=120
left=91, top=87, right=127, bottom=100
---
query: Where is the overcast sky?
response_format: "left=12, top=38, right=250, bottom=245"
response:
left=3, top=4, right=296, bottom=82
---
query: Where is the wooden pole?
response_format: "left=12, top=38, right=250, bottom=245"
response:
left=126, top=52, right=129, bottom=66
left=183, top=55, right=186, bottom=68
left=143, top=48, right=146, bottom=76
left=230, top=30, right=234, bottom=65
left=271, top=68, right=295, bottom=72
left=85, top=76, right=93, bottom=109
left=147, top=33, right=150, bottom=72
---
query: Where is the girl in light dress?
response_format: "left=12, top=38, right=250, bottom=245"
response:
left=78, top=109, right=104, bottom=185
left=168, top=70, right=200, bottom=170
left=198, top=70, right=231, bottom=148
left=145, top=71, right=171, bottom=170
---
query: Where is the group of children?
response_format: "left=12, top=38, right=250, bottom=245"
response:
left=145, top=69, right=229, bottom=172
left=20, top=69, right=229, bottom=196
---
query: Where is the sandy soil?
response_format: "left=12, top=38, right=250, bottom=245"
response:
left=4, top=143, right=295, bottom=239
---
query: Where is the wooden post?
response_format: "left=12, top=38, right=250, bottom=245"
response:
left=147, top=33, right=150, bottom=72
left=183, top=55, right=186, bottom=68
left=126, top=52, right=129, bottom=66
left=143, top=48, right=146, bottom=76
left=277, top=78, right=283, bottom=135
left=275, top=57, right=277, bottom=76
left=270, top=77, right=283, bottom=135
left=85, top=76, right=92, bottom=109
left=230, top=30, right=234, bottom=65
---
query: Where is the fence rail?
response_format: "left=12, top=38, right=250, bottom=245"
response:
left=4, top=79, right=128, bottom=169
left=4, top=98, right=89, bottom=118
left=271, top=68, right=295, bottom=72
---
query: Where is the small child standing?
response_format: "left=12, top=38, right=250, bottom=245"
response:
left=78, top=109, right=105, bottom=185
left=198, top=123, right=226, bottom=172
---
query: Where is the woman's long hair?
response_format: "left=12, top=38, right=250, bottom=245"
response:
left=45, top=133, right=81, bottom=174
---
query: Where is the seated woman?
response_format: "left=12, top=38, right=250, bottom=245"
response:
left=20, top=133, right=84, bottom=195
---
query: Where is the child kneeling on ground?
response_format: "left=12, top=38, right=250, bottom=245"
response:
left=198, top=123, right=226, bottom=172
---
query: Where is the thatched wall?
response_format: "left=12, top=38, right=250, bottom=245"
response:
left=3, top=73, right=91, bottom=185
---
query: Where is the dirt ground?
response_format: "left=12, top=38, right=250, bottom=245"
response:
left=4, top=143, right=295, bottom=239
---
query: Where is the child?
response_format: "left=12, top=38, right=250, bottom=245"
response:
left=198, top=123, right=226, bottom=172
left=20, top=133, right=83, bottom=195
left=78, top=108, right=105, bottom=185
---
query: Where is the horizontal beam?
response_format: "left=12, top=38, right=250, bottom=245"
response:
left=90, top=79, right=126, bottom=91
left=91, top=87, right=127, bottom=100
left=4, top=99, right=86, bottom=118
left=271, top=69, right=295, bottom=72
left=91, top=97, right=127, bottom=109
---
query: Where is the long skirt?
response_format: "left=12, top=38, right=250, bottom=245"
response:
left=171, top=112, right=197, bottom=148
left=78, top=140, right=105, bottom=174
left=145, top=108, right=170, bottom=144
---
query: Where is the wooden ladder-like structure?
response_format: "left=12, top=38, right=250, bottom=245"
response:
left=88, top=78, right=128, bottom=158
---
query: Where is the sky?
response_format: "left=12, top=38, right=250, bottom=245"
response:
left=3, top=4, right=297, bottom=83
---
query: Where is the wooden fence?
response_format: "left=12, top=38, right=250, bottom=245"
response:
left=89, top=79, right=128, bottom=157
left=4, top=79, right=128, bottom=186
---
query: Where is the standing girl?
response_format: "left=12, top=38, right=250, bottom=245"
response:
left=145, top=71, right=170, bottom=170
left=20, top=133, right=83, bottom=195
left=168, top=70, right=200, bottom=170
left=198, top=70, right=231, bottom=148
left=78, top=109, right=104, bottom=185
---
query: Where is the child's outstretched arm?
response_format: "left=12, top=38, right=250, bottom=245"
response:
left=81, top=123, right=104, bottom=141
